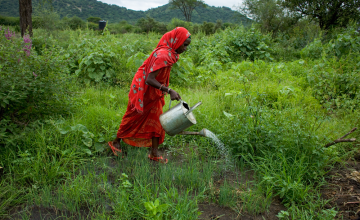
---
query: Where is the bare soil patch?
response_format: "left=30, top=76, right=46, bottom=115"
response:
left=198, top=198, right=285, bottom=220
left=321, top=154, right=360, bottom=220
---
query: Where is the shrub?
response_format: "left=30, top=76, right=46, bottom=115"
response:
left=200, top=21, right=215, bottom=35
left=87, top=16, right=101, bottom=23
left=32, top=8, right=62, bottom=31
left=325, top=25, right=360, bottom=58
left=0, top=27, right=73, bottom=146
left=167, top=18, right=193, bottom=33
left=67, top=16, right=86, bottom=30
left=224, top=26, right=273, bottom=61
left=305, top=57, right=360, bottom=110
left=300, top=37, right=323, bottom=59
left=0, top=15, right=19, bottom=27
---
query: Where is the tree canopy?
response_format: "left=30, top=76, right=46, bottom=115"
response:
left=283, top=0, right=360, bottom=30
left=240, top=0, right=300, bottom=34
left=169, top=0, right=206, bottom=22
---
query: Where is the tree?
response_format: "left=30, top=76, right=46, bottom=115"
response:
left=19, top=0, right=33, bottom=37
left=87, top=17, right=102, bottom=24
left=169, top=0, right=206, bottom=22
left=239, top=0, right=300, bottom=34
left=137, top=16, right=159, bottom=34
left=19, top=0, right=53, bottom=37
left=283, top=0, right=360, bottom=30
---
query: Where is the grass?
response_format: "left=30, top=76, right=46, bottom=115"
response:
left=1, top=27, right=360, bottom=219
left=2, top=83, right=356, bottom=219
left=1, top=80, right=358, bottom=219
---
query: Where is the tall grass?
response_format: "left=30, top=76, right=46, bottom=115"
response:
left=1, top=25, right=359, bottom=219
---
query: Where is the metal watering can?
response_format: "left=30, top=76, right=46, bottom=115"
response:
left=159, top=100, right=206, bottom=137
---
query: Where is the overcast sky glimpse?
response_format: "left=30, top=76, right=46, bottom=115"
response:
left=98, top=0, right=243, bottom=11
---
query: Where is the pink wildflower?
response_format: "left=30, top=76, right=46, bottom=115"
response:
left=33, top=72, right=37, bottom=77
left=23, top=34, right=32, bottom=57
left=4, top=28, right=15, bottom=40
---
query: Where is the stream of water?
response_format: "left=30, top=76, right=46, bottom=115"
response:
left=203, top=129, right=231, bottom=167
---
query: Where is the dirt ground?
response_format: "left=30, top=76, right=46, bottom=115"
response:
left=320, top=153, right=360, bottom=220
left=9, top=148, right=360, bottom=219
left=198, top=198, right=285, bottom=220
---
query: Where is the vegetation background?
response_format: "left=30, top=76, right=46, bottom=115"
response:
left=1, top=0, right=360, bottom=219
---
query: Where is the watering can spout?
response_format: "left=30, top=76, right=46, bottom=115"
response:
left=178, top=128, right=207, bottom=137
left=199, top=128, right=207, bottom=137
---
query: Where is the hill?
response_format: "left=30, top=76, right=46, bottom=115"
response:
left=145, top=4, right=249, bottom=24
left=0, top=0, right=250, bottom=24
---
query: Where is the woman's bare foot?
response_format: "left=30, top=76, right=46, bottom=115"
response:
left=112, top=138, right=121, bottom=150
left=109, top=138, right=122, bottom=156
left=148, top=137, right=167, bottom=163
left=150, top=148, right=158, bottom=158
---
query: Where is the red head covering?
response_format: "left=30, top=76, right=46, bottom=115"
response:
left=129, top=27, right=191, bottom=113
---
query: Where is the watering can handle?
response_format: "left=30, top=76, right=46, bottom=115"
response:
left=169, top=99, right=182, bottom=110
left=184, top=101, right=202, bottom=116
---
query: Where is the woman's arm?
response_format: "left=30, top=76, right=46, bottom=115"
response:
left=146, top=70, right=181, bottom=101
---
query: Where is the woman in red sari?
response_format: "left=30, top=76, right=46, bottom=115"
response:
left=108, top=27, right=191, bottom=163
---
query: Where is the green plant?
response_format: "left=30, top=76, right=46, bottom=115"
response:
left=75, top=47, right=117, bottom=84
left=119, top=173, right=133, bottom=188
left=224, top=26, right=273, bottom=61
left=238, top=183, right=272, bottom=214
left=218, top=181, right=237, bottom=208
left=0, top=27, right=73, bottom=146
left=144, top=198, right=169, bottom=220
left=54, top=123, right=94, bottom=155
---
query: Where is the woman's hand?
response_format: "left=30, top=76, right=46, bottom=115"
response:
left=169, top=90, right=181, bottom=101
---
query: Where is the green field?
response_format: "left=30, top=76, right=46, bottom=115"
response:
left=1, top=23, right=360, bottom=219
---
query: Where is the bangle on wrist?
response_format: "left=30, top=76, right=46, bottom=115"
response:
left=167, top=88, right=171, bottom=93
left=159, top=84, right=164, bottom=90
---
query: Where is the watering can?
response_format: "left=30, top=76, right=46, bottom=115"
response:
left=159, top=100, right=207, bottom=137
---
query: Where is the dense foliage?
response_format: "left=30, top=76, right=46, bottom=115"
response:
left=283, top=0, right=360, bottom=30
left=0, top=19, right=359, bottom=219
left=0, top=26, right=73, bottom=146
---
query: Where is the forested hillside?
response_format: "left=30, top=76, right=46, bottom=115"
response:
left=0, top=0, right=250, bottom=24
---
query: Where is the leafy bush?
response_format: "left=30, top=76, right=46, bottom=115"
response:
left=224, top=26, right=273, bottom=61
left=301, top=25, right=360, bottom=60
left=300, top=38, right=323, bottom=59
left=0, top=15, right=19, bottom=27
left=166, top=18, right=193, bottom=33
left=0, top=28, right=73, bottom=146
left=136, top=16, right=167, bottom=34
left=65, top=16, right=86, bottom=30
left=75, top=49, right=117, bottom=84
left=32, top=8, right=62, bottom=31
left=108, top=21, right=135, bottom=34
left=87, top=16, right=101, bottom=23
left=325, top=25, right=360, bottom=58
left=200, top=22, right=215, bottom=35
left=305, top=57, right=360, bottom=110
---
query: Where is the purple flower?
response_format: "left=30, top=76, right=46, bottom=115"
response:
left=23, top=34, right=32, bottom=57
left=33, top=72, right=37, bottom=77
left=4, top=28, right=15, bottom=40
left=23, top=35, right=31, bottom=44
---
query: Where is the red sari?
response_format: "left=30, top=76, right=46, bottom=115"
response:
left=117, top=27, right=191, bottom=147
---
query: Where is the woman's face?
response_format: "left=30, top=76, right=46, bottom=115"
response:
left=176, top=38, right=191, bottom=54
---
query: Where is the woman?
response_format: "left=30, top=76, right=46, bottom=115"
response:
left=108, top=27, right=191, bottom=163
